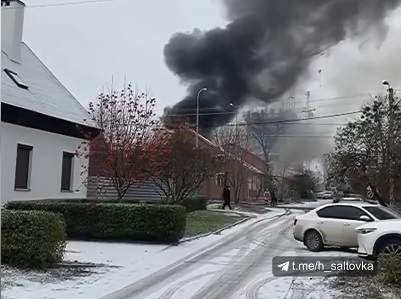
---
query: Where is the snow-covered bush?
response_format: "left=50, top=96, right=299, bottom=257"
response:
left=1, top=210, right=66, bottom=269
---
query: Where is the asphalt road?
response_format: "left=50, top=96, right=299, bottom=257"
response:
left=100, top=210, right=306, bottom=299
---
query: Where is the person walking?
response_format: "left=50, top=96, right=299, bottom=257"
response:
left=271, top=188, right=278, bottom=207
left=222, top=185, right=232, bottom=210
left=367, top=183, right=387, bottom=207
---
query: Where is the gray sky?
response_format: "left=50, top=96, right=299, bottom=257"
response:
left=23, top=0, right=401, bottom=116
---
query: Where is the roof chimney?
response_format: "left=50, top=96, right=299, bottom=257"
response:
left=1, top=0, right=25, bottom=63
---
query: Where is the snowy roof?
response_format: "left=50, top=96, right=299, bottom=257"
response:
left=1, top=42, right=95, bottom=127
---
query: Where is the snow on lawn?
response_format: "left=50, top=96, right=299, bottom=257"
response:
left=1, top=212, right=286, bottom=299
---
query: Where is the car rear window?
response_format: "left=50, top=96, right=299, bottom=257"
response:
left=363, top=206, right=401, bottom=220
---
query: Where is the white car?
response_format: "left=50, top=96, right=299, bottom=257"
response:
left=293, top=202, right=400, bottom=252
left=317, top=191, right=334, bottom=199
left=356, top=217, right=401, bottom=259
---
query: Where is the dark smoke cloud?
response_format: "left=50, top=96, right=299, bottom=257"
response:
left=163, top=0, right=401, bottom=133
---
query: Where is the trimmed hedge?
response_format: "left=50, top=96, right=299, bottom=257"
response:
left=32, top=198, right=141, bottom=204
left=5, top=201, right=186, bottom=243
left=377, top=253, right=401, bottom=286
left=1, top=210, right=66, bottom=269
left=182, top=196, right=207, bottom=212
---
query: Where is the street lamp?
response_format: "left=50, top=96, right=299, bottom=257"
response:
left=230, top=103, right=239, bottom=201
left=382, top=80, right=395, bottom=205
left=196, top=88, right=207, bottom=147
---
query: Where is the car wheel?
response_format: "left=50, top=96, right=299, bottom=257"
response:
left=304, top=230, right=324, bottom=252
left=378, top=238, right=401, bottom=257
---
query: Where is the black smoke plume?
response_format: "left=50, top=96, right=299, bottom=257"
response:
left=163, top=0, right=400, bottom=134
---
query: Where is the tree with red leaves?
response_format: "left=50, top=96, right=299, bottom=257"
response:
left=145, top=126, right=221, bottom=204
left=76, top=85, right=159, bottom=200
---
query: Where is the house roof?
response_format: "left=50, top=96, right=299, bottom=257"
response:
left=1, top=42, right=96, bottom=128
left=180, top=126, right=266, bottom=174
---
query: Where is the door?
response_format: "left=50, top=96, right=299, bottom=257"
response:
left=341, top=206, right=373, bottom=247
left=315, top=206, right=348, bottom=246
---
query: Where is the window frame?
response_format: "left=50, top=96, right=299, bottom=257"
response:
left=4, top=69, right=29, bottom=89
left=317, top=205, right=373, bottom=221
left=61, top=151, right=75, bottom=192
left=14, top=144, right=33, bottom=191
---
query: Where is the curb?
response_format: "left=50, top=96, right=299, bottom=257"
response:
left=170, top=216, right=254, bottom=246
left=207, top=208, right=259, bottom=218
left=164, top=209, right=291, bottom=250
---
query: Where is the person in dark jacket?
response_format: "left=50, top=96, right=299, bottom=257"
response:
left=222, top=185, right=232, bottom=210
left=271, top=189, right=278, bottom=207
left=367, top=183, right=387, bottom=207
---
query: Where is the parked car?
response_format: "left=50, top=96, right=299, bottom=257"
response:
left=293, top=203, right=400, bottom=252
left=356, top=216, right=401, bottom=260
left=317, top=191, right=335, bottom=200
left=333, top=193, right=365, bottom=203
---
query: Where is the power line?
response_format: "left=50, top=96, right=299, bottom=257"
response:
left=208, top=110, right=362, bottom=128
left=167, top=93, right=370, bottom=113
left=2, top=0, right=123, bottom=9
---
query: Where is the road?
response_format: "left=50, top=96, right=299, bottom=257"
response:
left=100, top=209, right=333, bottom=299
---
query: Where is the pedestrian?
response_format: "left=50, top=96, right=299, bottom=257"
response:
left=271, top=189, right=278, bottom=207
left=222, top=185, right=232, bottom=210
left=367, top=183, right=387, bottom=207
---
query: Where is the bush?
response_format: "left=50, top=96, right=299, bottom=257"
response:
left=377, top=253, right=401, bottom=286
left=34, top=198, right=141, bottom=204
left=1, top=210, right=66, bottom=269
left=5, top=201, right=186, bottom=243
left=181, top=196, right=207, bottom=212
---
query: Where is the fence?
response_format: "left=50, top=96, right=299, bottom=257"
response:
left=86, top=177, right=167, bottom=202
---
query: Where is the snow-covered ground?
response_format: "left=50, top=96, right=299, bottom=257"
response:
left=2, top=208, right=353, bottom=299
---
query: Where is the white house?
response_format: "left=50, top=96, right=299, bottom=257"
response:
left=1, top=0, right=100, bottom=203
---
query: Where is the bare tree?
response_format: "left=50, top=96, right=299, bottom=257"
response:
left=244, top=108, right=298, bottom=162
left=212, top=125, right=255, bottom=203
left=146, top=126, right=221, bottom=203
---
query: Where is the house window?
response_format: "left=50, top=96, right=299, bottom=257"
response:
left=216, top=173, right=225, bottom=186
left=61, top=152, right=74, bottom=191
left=247, top=176, right=252, bottom=190
left=4, top=69, right=29, bottom=89
left=252, top=176, right=260, bottom=191
left=14, top=144, right=33, bottom=190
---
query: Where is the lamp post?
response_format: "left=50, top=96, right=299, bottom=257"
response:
left=196, top=88, right=207, bottom=147
left=382, top=80, right=395, bottom=205
left=230, top=103, right=238, bottom=202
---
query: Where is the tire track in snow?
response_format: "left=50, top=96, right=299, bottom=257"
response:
left=190, top=215, right=294, bottom=299
left=157, top=271, right=218, bottom=299
left=245, top=277, right=277, bottom=299
left=100, top=211, right=289, bottom=299
left=157, top=215, right=280, bottom=299
left=157, top=234, right=256, bottom=299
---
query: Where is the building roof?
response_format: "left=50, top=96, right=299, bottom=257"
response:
left=1, top=42, right=95, bottom=127
left=181, top=126, right=266, bottom=174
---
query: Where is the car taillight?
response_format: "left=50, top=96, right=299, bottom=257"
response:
left=294, top=219, right=297, bottom=226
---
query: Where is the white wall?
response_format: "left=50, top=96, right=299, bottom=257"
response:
left=1, top=122, right=88, bottom=203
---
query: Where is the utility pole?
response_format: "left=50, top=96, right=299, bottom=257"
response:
left=389, top=86, right=395, bottom=205
left=382, top=80, right=395, bottom=205
left=196, top=88, right=207, bottom=147
left=301, top=91, right=315, bottom=171
left=230, top=103, right=239, bottom=202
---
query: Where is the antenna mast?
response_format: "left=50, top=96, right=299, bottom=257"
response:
left=301, top=91, right=315, bottom=118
